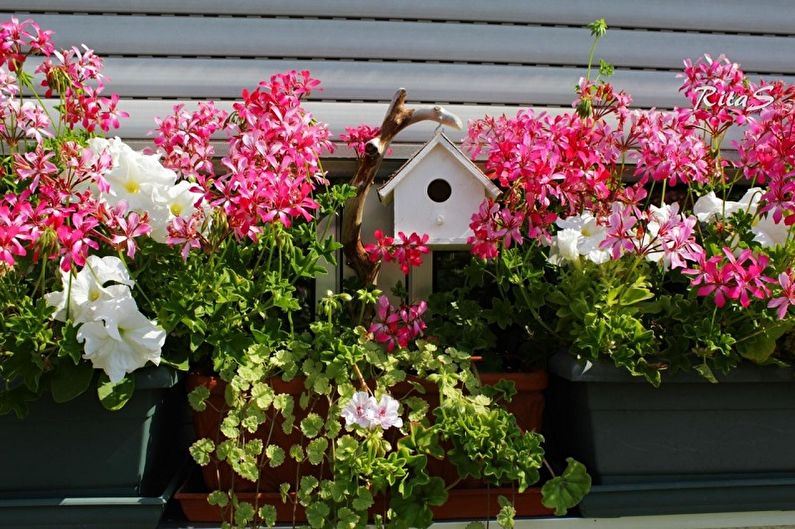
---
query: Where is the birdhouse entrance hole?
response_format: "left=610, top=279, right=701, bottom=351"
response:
left=427, top=178, right=452, bottom=203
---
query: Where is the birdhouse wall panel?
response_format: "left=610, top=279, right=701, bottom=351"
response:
left=392, top=144, right=485, bottom=245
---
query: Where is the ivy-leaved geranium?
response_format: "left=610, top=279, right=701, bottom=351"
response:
left=137, top=70, right=352, bottom=375
left=460, top=22, right=795, bottom=383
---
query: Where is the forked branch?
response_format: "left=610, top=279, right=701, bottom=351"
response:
left=341, top=89, right=463, bottom=285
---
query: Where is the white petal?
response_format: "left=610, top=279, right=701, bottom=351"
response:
left=86, top=255, right=134, bottom=287
left=752, top=215, right=789, bottom=248
left=694, top=192, right=738, bottom=222
left=549, top=229, right=581, bottom=264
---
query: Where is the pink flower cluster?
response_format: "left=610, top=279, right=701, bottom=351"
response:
left=678, top=54, right=755, bottom=134
left=0, top=18, right=142, bottom=272
left=465, top=109, right=621, bottom=238
left=152, top=101, right=227, bottom=184
left=37, top=43, right=128, bottom=133
left=0, top=17, right=53, bottom=70
left=737, top=84, right=795, bottom=224
left=467, top=200, right=527, bottom=260
left=600, top=203, right=704, bottom=269
left=153, top=71, right=334, bottom=248
left=769, top=270, right=795, bottom=320
left=368, top=295, right=428, bottom=352
left=364, top=229, right=430, bottom=274
left=341, top=391, right=403, bottom=431
left=340, top=124, right=381, bottom=157
left=684, top=248, right=774, bottom=309
left=627, top=110, right=713, bottom=186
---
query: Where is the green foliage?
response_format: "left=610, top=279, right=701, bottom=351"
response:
left=541, top=458, right=592, bottom=515
left=188, top=292, right=587, bottom=528
left=97, top=374, right=135, bottom=411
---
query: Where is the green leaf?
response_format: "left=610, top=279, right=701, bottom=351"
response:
left=336, top=507, right=359, bottom=529
left=496, top=496, right=515, bottom=529
left=259, top=504, right=277, bottom=527
left=188, top=385, right=211, bottom=412
left=737, top=320, right=795, bottom=364
left=266, top=444, right=285, bottom=468
left=694, top=363, right=718, bottom=384
left=189, top=438, right=215, bottom=466
left=352, top=487, right=374, bottom=511
left=50, top=360, right=94, bottom=403
left=207, top=490, right=229, bottom=507
left=234, top=501, right=255, bottom=526
left=307, top=437, right=328, bottom=466
left=290, top=444, right=305, bottom=462
left=306, top=501, right=330, bottom=528
left=541, top=458, right=592, bottom=516
left=619, top=286, right=654, bottom=307
left=96, top=374, right=135, bottom=411
left=300, top=412, right=324, bottom=438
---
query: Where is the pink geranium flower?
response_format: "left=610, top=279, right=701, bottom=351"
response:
left=769, top=271, right=795, bottom=320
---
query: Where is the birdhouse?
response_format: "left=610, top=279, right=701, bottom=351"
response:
left=378, top=131, right=499, bottom=247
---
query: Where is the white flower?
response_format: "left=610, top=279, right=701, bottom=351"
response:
left=149, top=181, right=205, bottom=243
left=693, top=188, right=786, bottom=248
left=44, top=255, right=135, bottom=323
left=92, top=138, right=177, bottom=212
left=548, top=212, right=609, bottom=265
left=340, top=392, right=403, bottom=431
left=88, top=136, right=125, bottom=165
left=341, top=391, right=375, bottom=429
left=738, top=188, right=764, bottom=214
left=693, top=188, right=764, bottom=223
left=370, top=394, right=403, bottom=430
left=693, top=192, right=739, bottom=223
left=76, top=296, right=164, bottom=383
left=752, top=214, right=789, bottom=248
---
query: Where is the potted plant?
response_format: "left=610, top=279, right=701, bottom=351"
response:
left=460, top=19, right=795, bottom=516
left=0, top=16, right=188, bottom=527
left=134, top=77, right=591, bottom=524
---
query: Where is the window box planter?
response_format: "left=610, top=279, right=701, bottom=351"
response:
left=0, top=366, right=185, bottom=499
left=546, top=352, right=795, bottom=516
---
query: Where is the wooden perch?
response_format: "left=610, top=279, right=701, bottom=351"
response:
left=341, top=89, right=463, bottom=286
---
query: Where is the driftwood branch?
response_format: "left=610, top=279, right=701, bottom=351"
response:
left=341, top=89, right=463, bottom=285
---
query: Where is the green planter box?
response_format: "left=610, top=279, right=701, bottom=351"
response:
left=546, top=352, right=795, bottom=516
left=0, top=366, right=184, bottom=499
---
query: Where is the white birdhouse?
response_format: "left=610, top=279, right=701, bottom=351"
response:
left=378, top=131, right=499, bottom=247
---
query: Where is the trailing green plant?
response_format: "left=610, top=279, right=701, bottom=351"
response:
left=188, top=290, right=590, bottom=529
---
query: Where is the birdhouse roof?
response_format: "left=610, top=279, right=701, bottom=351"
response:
left=377, top=132, right=500, bottom=205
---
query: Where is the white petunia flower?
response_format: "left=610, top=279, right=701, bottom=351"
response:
left=693, top=192, right=740, bottom=223
left=148, top=181, right=205, bottom=243
left=548, top=212, right=609, bottom=265
left=752, top=214, right=789, bottom=248
left=44, top=255, right=135, bottom=323
left=90, top=138, right=177, bottom=212
left=76, top=296, right=164, bottom=383
left=693, top=188, right=786, bottom=248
